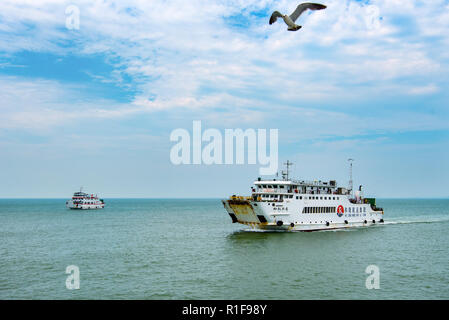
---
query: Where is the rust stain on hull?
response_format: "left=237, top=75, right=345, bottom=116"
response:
left=226, top=199, right=261, bottom=224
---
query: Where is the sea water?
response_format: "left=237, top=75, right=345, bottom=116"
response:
left=0, top=198, right=448, bottom=299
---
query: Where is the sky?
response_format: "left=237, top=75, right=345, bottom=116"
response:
left=0, top=0, right=448, bottom=198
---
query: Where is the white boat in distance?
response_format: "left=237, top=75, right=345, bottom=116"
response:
left=66, top=188, right=105, bottom=210
left=222, top=160, right=384, bottom=232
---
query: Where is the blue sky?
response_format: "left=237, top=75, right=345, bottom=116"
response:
left=0, top=0, right=448, bottom=198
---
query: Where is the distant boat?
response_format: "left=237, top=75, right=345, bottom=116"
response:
left=66, top=188, right=105, bottom=210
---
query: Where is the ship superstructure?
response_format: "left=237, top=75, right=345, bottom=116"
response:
left=222, top=161, right=384, bottom=231
left=66, top=188, right=105, bottom=210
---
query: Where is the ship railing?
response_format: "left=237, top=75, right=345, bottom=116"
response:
left=290, top=179, right=336, bottom=187
left=229, top=196, right=253, bottom=201
left=254, top=189, right=336, bottom=195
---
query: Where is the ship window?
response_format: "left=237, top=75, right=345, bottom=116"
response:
left=280, top=185, right=284, bottom=188
left=320, top=197, right=323, bottom=200
left=300, top=196, right=302, bottom=200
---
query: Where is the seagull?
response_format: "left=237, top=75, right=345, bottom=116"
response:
left=269, top=2, right=326, bottom=31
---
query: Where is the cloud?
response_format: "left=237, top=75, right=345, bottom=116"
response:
left=0, top=0, right=448, bottom=136
left=407, top=84, right=439, bottom=95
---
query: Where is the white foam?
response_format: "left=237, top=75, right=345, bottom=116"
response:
left=239, top=217, right=449, bottom=233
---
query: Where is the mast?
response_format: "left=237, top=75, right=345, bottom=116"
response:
left=282, top=160, right=293, bottom=181
left=348, top=158, right=354, bottom=196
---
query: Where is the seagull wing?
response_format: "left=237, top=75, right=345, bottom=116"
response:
left=289, top=3, right=326, bottom=22
left=269, top=11, right=283, bottom=25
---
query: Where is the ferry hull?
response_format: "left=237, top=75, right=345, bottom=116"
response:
left=222, top=198, right=384, bottom=232
left=67, top=206, right=105, bottom=210
left=66, top=200, right=104, bottom=210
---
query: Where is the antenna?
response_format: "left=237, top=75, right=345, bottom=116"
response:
left=283, top=160, right=293, bottom=181
left=348, top=159, right=354, bottom=195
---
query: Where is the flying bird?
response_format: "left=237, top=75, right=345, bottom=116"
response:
left=269, top=2, right=326, bottom=31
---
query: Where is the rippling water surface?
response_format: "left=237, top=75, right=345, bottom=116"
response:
left=1, top=198, right=448, bottom=299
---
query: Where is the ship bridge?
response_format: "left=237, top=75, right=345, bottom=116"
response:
left=251, top=179, right=351, bottom=202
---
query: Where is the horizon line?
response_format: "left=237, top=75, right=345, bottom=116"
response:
left=0, top=197, right=448, bottom=200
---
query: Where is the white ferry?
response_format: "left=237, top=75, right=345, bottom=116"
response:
left=66, top=188, right=105, bottom=210
left=222, top=160, right=384, bottom=231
